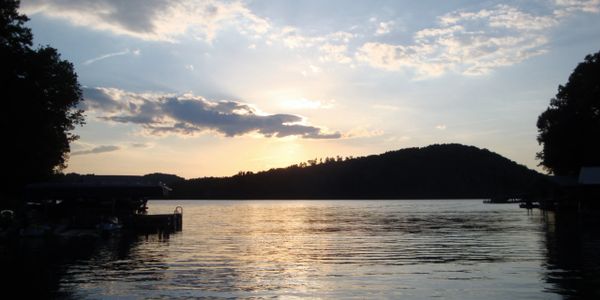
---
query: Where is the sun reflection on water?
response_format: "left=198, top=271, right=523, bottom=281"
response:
left=17, top=200, right=595, bottom=299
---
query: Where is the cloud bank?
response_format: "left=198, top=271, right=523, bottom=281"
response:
left=82, top=87, right=341, bottom=139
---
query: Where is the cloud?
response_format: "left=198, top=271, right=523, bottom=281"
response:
left=83, top=48, right=140, bottom=65
left=131, top=143, right=150, bottom=148
left=375, top=21, right=394, bottom=36
left=435, top=124, right=447, bottom=130
left=344, top=127, right=385, bottom=138
left=21, top=0, right=270, bottom=42
left=438, top=5, right=558, bottom=30
left=82, top=87, right=341, bottom=139
left=79, top=86, right=124, bottom=112
left=22, top=0, right=358, bottom=68
left=24, top=0, right=598, bottom=79
left=356, top=3, right=599, bottom=77
left=269, top=26, right=314, bottom=49
left=22, top=0, right=361, bottom=69
left=72, top=145, right=120, bottom=156
left=268, top=27, right=355, bottom=65
left=554, top=0, right=600, bottom=17
left=356, top=42, right=446, bottom=77
left=319, top=43, right=352, bottom=64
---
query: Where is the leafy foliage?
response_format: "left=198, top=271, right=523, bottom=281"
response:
left=536, top=50, right=600, bottom=175
left=1, top=0, right=84, bottom=197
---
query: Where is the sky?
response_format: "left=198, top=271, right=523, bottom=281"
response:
left=19, top=0, right=600, bottom=178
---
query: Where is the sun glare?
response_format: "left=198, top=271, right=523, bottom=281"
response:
left=279, top=97, right=324, bottom=110
left=249, top=139, right=307, bottom=171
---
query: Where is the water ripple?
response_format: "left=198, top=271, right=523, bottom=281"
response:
left=7, top=200, right=599, bottom=299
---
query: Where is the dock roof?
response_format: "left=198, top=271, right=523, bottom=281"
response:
left=26, top=175, right=168, bottom=200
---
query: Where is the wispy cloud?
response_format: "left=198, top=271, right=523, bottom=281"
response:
left=267, top=27, right=356, bottom=66
left=22, top=0, right=600, bottom=79
left=22, top=0, right=270, bottom=42
left=131, top=143, right=150, bottom=148
left=344, top=126, right=385, bottom=138
left=356, top=3, right=600, bottom=77
left=375, top=21, right=394, bottom=36
left=83, top=48, right=140, bottom=65
left=356, top=42, right=447, bottom=77
left=554, top=0, right=600, bottom=16
left=319, top=43, right=352, bottom=64
left=72, top=145, right=120, bottom=156
left=83, top=87, right=341, bottom=139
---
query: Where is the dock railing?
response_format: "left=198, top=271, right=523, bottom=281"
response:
left=132, top=206, right=183, bottom=233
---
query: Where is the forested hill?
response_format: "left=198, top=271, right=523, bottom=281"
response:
left=169, top=144, right=548, bottom=199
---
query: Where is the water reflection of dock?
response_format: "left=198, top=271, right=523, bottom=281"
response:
left=1, top=230, right=172, bottom=298
left=541, top=211, right=600, bottom=298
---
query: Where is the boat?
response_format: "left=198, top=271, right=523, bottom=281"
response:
left=96, top=217, right=122, bottom=234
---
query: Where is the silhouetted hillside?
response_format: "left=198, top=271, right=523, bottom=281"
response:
left=142, top=173, right=186, bottom=186
left=170, top=144, right=548, bottom=199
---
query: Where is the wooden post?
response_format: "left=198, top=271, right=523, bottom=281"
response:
left=174, top=206, right=183, bottom=231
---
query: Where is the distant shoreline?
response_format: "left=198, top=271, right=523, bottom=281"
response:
left=152, top=197, right=492, bottom=200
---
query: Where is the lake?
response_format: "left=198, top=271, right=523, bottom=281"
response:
left=3, top=200, right=600, bottom=299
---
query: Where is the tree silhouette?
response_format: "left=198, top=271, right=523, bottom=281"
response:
left=1, top=0, right=84, bottom=201
left=536, top=50, right=600, bottom=176
left=170, top=144, right=545, bottom=199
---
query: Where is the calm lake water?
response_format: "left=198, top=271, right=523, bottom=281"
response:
left=3, top=200, right=600, bottom=299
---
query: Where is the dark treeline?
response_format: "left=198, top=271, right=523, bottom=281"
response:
left=140, top=143, right=547, bottom=199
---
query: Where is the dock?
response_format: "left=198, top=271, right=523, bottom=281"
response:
left=18, top=175, right=184, bottom=236
left=131, top=206, right=183, bottom=233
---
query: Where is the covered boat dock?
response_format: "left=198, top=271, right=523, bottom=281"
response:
left=24, top=175, right=182, bottom=234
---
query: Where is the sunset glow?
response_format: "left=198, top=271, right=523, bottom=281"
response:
left=20, top=0, right=600, bottom=178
